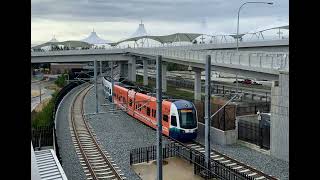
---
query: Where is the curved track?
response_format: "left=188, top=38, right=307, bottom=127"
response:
left=70, top=84, right=126, bottom=180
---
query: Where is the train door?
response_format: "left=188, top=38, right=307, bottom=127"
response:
left=162, top=113, right=170, bottom=136
left=127, top=90, right=136, bottom=116
left=162, top=102, right=171, bottom=136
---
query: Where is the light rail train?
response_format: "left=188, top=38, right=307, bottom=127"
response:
left=102, top=77, right=198, bottom=141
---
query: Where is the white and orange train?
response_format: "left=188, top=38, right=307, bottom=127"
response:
left=102, top=77, right=198, bottom=141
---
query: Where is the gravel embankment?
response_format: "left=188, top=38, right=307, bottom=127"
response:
left=55, top=84, right=87, bottom=180
left=196, top=132, right=289, bottom=180
left=84, top=85, right=170, bottom=180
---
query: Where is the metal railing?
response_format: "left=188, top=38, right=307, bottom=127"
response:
left=238, top=117, right=270, bottom=150
left=128, top=48, right=289, bottom=72
left=31, top=125, right=54, bottom=150
left=130, top=142, right=254, bottom=179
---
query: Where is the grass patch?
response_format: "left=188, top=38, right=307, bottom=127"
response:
left=31, top=91, right=58, bottom=128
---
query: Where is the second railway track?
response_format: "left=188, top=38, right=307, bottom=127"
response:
left=69, top=84, right=126, bottom=180
left=167, top=137, right=278, bottom=180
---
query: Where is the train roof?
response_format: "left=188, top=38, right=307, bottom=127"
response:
left=105, top=77, right=193, bottom=104
left=171, top=99, right=195, bottom=109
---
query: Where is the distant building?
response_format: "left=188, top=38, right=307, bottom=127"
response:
left=50, top=63, right=85, bottom=74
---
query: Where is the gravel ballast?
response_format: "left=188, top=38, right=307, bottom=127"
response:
left=55, top=84, right=88, bottom=180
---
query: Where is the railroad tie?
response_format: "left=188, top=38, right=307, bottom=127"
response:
left=247, top=172, right=257, bottom=176
left=239, top=169, right=250, bottom=173
left=232, top=166, right=243, bottom=170
left=225, top=163, right=237, bottom=166
left=255, top=176, right=266, bottom=180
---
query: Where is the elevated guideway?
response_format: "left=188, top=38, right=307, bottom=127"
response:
left=31, top=41, right=288, bottom=80
left=127, top=48, right=288, bottom=80
left=31, top=48, right=131, bottom=63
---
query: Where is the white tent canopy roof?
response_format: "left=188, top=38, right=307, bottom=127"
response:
left=82, top=30, right=113, bottom=44
left=248, top=24, right=289, bottom=34
left=130, top=21, right=148, bottom=38
left=49, top=36, right=58, bottom=42
left=111, top=33, right=203, bottom=46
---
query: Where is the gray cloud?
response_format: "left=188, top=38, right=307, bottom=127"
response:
left=32, top=0, right=288, bottom=22
left=31, top=0, right=288, bottom=43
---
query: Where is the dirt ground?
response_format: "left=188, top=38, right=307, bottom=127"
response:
left=132, top=157, right=204, bottom=180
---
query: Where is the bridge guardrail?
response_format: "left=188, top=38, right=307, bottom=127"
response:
left=127, top=48, right=289, bottom=72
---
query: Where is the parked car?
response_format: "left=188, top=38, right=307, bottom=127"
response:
left=233, top=79, right=262, bottom=85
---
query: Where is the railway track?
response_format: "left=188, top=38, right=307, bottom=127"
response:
left=167, top=137, right=278, bottom=180
left=69, top=84, right=125, bottom=180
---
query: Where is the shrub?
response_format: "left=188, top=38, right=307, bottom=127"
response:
left=31, top=91, right=59, bottom=128
left=54, top=74, right=67, bottom=87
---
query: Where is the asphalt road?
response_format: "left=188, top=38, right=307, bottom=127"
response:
left=31, top=80, right=56, bottom=111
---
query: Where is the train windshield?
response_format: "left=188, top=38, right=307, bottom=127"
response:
left=178, top=109, right=197, bottom=129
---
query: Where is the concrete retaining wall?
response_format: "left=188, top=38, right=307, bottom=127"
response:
left=270, top=71, right=289, bottom=162
left=197, top=122, right=237, bottom=145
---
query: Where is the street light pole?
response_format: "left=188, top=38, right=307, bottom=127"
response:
left=156, top=55, right=163, bottom=180
left=236, top=1, right=273, bottom=51
left=39, top=82, right=42, bottom=103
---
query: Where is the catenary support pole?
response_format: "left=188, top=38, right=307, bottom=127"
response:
left=236, top=73, right=239, bottom=94
left=205, top=55, right=211, bottom=170
left=156, top=55, right=163, bottom=180
left=100, top=60, right=103, bottom=76
left=94, top=60, right=98, bottom=113
left=143, top=59, right=148, bottom=86
left=110, top=61, right=114, bottom=103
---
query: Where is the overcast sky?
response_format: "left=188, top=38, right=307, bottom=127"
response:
left=31, top=0, right=289, bottom=45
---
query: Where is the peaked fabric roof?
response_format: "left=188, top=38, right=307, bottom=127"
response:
left=248, top=24, right=289, bottom=34
left=32, top=40, right=92, bottom=49
left=130, top=22, right=148, bottom=38
left=49, top=36, right=58, bottom=42
left=111, top=33, right=203, bottom=46
left=82, top=30, right=113, bottom=44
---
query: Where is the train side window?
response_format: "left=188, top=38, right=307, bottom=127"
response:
left=135, top=104, right=138, bottom=109
left=163, top=115, right=168, bottom=122
left=171, top=116, right=177, bottom=126
left=147, top=107, right=150, bottom=116
left=129, top=99, right=133, bottom=106
left=154, top=110, right=156, bottom=118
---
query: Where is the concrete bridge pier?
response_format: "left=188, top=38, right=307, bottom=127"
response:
left=143, top=59, right=148, bottom=86
left=118, top=62, right=123, bottom=78
left=193, top=67, right=202, bottom=101
left=100, top=60, right=103, bottom=75
left=162, top=63, right=167, bottom=92
left=119, top=61, right=129, bottom=79
left=270, top=71, right=289, bottom=162
left=128, top=58, right=136, bottom=82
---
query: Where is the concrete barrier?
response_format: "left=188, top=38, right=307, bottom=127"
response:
left=197, top=122, right=237, bottom=145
